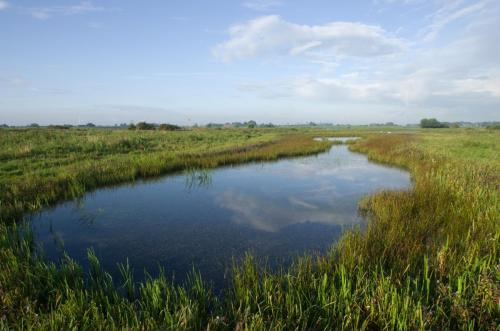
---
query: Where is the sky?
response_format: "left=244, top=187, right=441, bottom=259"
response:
left=1, top=0, right=499, bottom=125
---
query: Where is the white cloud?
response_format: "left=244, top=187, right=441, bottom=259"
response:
left=243, top=0, right=284, bottom=11
left=213, top=15, right=406, bottom=62
left=25, top=1, right=107, bottom=20
left=451, top=77, right=500, bottom=97
left=268, top=40, right=500, bottom=108
left=221, top=2, right=500, bottom=121
left=290, top=76, right=380, bottom=101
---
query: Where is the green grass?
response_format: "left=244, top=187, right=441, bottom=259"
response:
left=0, top=127, right=498, bottom=330
left=414, top=129, right=499, bottom=165
left=0, top=128, right=332, bottom=220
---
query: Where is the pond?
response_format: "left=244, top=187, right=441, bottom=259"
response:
left=29, top=140, right=410, bottom=289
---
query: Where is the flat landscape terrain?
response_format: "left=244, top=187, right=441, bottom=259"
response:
left=0, top=127, right=498, bottom=329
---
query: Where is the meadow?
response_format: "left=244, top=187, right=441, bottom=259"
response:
left=0, top=127, right=498, bottom=330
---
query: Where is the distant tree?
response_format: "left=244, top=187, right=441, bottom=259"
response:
left=450, top=123, right=460, bottom=128
left=385, top=122, right=395, bottom=126
left=128, top=123, right=136, bottom=130
left=48, top=125, right=71, bottom=129
left=158, top=123, right=181, bottom=131
left=0, top=124, right=9, bottom=128
left=420, top=118, right=449, bottom=128
left=247, top=120, right=257, bottom=128
left=29, top=123, right=39, bottom=127
left=135, top=122, right=156, bottom=130
left=86, top=122, right=96, bottom=127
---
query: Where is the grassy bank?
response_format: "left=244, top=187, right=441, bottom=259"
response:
left=0, top=128, right=332, bottom=220
left=0, top=128, right=498, bottom=330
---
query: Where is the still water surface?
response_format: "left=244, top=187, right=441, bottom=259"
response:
left=31, top=142, right=410, bottom=287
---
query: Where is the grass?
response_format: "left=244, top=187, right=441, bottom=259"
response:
left=0, top=128, right=332, bottom=221
left=0, top=127, right=498, bottom=330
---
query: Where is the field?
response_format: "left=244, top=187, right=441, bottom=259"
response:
left=0, top=127, right=498, bottom=330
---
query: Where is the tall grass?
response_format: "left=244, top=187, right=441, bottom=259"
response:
left=0, top=129, right=498, bottom=329
left=0, top=129, right=331, bottom=221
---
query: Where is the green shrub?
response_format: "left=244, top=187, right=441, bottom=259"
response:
left=158, top=123, right=181, bottom=131
left=135, top=122, right=156, bottom=130
left=420, top=118, right=449, bottom=128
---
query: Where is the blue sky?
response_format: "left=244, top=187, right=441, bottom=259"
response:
left=1, top=0, right=499, bottom=125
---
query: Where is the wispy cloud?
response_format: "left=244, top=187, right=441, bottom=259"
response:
left=420, top=0, right=487, bottom=42
left=243, top=0, right=284, bottom=11
left=0, top=0, right=9, bottom=11
left=0, top=75, right=70, bottom=94
left=213, top=15, right=405, bottom=62
left=24, top=1, right=109, bottom=20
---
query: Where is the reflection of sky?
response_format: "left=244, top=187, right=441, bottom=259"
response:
left=30, top=143, right=410, bottom=286
left=210, top=145, right=409, bottom=232
left=215, top=190, right=359, bottom=232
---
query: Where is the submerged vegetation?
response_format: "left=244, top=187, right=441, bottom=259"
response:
left=0, top=127, right=498, bottom=329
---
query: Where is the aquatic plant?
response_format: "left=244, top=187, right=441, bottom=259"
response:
left=184, top=168, right=212, bottom=189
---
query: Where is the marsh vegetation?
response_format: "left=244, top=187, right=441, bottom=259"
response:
left=0, top=127, right=498, bottom=330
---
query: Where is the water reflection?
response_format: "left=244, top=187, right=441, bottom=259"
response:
left=30, top=143, right=410, bottom=288
left=216, top=190, right=358, bottom=232
left=313, top=136, right=360, bottom=142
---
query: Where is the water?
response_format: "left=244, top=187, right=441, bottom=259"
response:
left=30, top=142, right=410, bottom=288
left=313, top=137, right=360, bottom=142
